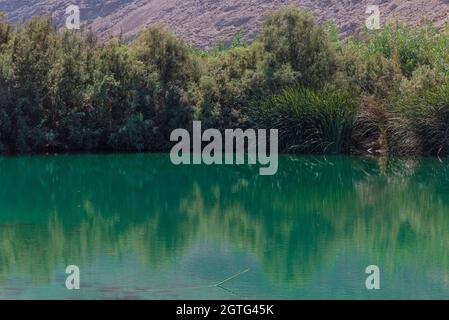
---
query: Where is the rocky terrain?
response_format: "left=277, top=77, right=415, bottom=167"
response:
left=0, top=0, right=448, bottom=48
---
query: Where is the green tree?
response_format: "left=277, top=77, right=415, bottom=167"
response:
left=258, top=7, right=336, bottom=90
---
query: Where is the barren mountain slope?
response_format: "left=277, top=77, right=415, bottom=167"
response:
left=0, top=0, right=448, bottom=48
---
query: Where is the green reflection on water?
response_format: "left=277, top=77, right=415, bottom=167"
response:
left=0, top=154, right=448, bottom=299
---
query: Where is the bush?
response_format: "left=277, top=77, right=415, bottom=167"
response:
left=132, top=26, right=199, bottom=149
left=399, top=65, right=447, bottom=97
left=258, top=7, right=336, bottom=90
left=193, top=45, right=262, bottom=129
left=109, top=114, right=153, bottom=152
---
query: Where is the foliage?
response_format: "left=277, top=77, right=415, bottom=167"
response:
left=250, top=88, right=357, bottom=154
left=0, top=8, right=447, bottom=155
left=389, top=84, right=449, bottom=156
left=258, top=7, right=337, bottom=91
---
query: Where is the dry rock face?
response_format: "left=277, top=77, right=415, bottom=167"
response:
left=0, top=0, right=448, bottom=48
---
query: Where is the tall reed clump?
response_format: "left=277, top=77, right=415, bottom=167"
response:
left=388, top=84, right=449, bottom=156
left=351, top=97, right=388, bottom=155
left=249, top=88, right=357, bottom=154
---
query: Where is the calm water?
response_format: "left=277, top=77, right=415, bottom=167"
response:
left=0, top=154, right=449, bottom=300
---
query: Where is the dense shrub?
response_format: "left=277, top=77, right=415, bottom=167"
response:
left=109, top=113, right=154, bottom=152
left=365, top=21, right=449, bottom=78
left=192, top=45, right=262, bottom=129
left=258, top=7, right=337, bottom=90
left=132, top=26, right=199, bottom=150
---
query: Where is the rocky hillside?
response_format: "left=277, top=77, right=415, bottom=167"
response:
left=0, top=0, right=448, bottom=48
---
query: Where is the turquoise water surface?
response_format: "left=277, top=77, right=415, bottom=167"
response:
left=0, top=154, right=448, bottom=299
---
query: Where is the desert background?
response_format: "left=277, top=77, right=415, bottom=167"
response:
left=0, top=0, right=448, bottom=47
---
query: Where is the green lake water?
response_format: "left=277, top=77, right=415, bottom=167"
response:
left=0, top=154, right=448, bottom=299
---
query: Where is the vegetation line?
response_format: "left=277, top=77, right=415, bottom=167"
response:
left=0, top=7, right=448, bottom=156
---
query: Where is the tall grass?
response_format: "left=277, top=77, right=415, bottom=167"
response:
left=249, top=88, right=357, bottom=153
left=351, top=97, right=388, bottom=155
left=389, top=84, right=449, bottom=156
